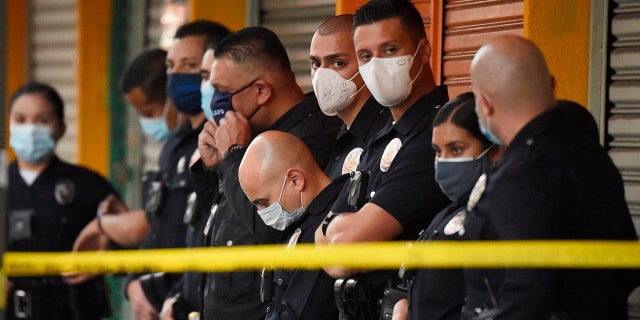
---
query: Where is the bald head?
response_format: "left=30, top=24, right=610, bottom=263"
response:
left=239, top=131, right=330, bottom=211
left=471, top=35, right=555, bottom=113
left=316, top=14, right=355, bottom=36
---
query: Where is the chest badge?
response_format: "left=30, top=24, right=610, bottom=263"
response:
left=287, top=228, right=302, bottom=250
left=177, top=155, right=187, bottom=174
left=467, top=173, right=487, bottom=212
left=342, top=147, right=364, bottom=175
left=444, top=209, right=467, bottom=236
left=54, top=179, right=76, bottom=205
left=380, top=138, right=402, bottom=172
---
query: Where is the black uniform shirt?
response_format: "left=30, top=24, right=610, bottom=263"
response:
left=408, top=201, right=468, bottom=320
left=463, top=102, right=638, bottom=319
left=8, top=156, right=115, bottom=253
left=331, top=86, right=450, bottom=240
left=7, top=156, right=116, bottom=319
left=198, top=94, right=341, bottom=320
left=324, top=97, right=390, bottom=179
left=126, top=120, right=204, bottom=303
left=266, top=174, right=349, bottom=320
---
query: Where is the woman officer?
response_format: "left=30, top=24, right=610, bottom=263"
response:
left=6, top=82, right=115, bottom=320
left=393, top=92, right=502, bottom=320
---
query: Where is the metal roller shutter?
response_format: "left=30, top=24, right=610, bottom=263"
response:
left=29, top=0, right=78, bottom=163
left=260, top=0, right=336, bottom=93
left=608, top=0, right=640, bottom=233
left=442, top=0, right=523, bottom=98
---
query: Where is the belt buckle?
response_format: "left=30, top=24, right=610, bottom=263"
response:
left=14, top=290, right=32, bottom=319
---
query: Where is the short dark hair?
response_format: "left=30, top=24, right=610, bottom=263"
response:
left=354, top=0, right=426, bottom=44
left=10, top=82, right=65, bottom=124
left=214, top=26, right=291, bottom=71
left=119, top=48, right=167, bottom=103
left=433, top=92, right=491, bottom=149
left=175, top=20, right=231, bottom=50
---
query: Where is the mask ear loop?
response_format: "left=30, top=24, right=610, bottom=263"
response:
left=277, top=175, right=288, bottom=203
left=475, top=144, right=495, bottom=160
left=347, top=71, right=367, bottom=100
left=408, top=40, right=425, bottom=85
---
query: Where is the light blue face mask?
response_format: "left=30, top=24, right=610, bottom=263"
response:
left=257, top=176, right=306, bottom=231
left=476, top=106, right=503, bottom=145
left=10, top=124, right=56, bottom=164
left=200, top=81, right=215, bottom=120
left=138, top=103, right=170, bottom=143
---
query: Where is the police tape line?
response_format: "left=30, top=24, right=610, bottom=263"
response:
left=4, top=241, right=640, bottom=278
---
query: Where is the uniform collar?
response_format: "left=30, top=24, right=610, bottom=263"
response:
left=268, top=93, right=319, bottom=132
left=339, top=96, right=388, bottom=141
left=505, top=102, right=572, bottom=155
left=304, top=174, right=350, bottom=217
left=391, top=85, right=449, bottom=136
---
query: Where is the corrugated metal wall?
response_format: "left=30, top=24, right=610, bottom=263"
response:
left=608, top=0, right=640, bottom=233
left=442, top=0, right=523, bottom=98
left=260, top=0, right=336, bottom=93
left=30, top=0, right=78, bottom=163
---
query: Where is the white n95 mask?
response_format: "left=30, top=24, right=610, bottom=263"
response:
left=312, top=68, right=364, bottom=116
left=359, top=41, right=423, bottom=107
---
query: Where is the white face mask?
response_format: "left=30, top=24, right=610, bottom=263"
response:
left=256, top=176, right=305, bottom=231
left=359, top=41, right=423, bottom=107
left=312, top=68, right=365, bottom=116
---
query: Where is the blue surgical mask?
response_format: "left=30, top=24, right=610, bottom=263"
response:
left=435, top=146, right=493, bottom=202
left=168, top=73, right=203, bottom=115
left=209, top=79, right=259, bottom=125
left=138, top=103, right=170, bottom=143
left=201, top=81, right=215, bottom=120
left=256, top=176, right=305, bottom=231
left=10, top=123, right=56, bottom=164
left=477, top=113, right=503, bottom=145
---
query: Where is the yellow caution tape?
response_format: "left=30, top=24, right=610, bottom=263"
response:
left=0, top=269, right=5, bottom=310
left=3, top=241, right=640, bottom=277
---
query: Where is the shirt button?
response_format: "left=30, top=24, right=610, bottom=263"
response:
left=526, top=138, right=534, bottom=146
left=266, top=306, right=271, bottom=313
left=276, top=278, right=284, bottom=285
left=370, top=191, right=376, bottom=198
left=179, top=180, right=186, bottom=187
left=226, top=240, right=233, bottom=246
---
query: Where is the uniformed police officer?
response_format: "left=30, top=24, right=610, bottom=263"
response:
left=464, top=35, right=638, bottom=319
left=191, top=26, right=341, bottom=320
left=309, top=14, right=389, bottom=179
left=121, top=21, right=229, bottom=320
left=160, top=24, right=231, bottom=320
left=315, top=1, right=450, bottom=318
left=392, top=93, right=502, bottom=320
left=7, top=82, right=114, bottom=320
left=238, top=131, right=349, bottom=320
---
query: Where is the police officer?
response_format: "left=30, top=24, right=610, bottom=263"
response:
left=238, top=131, right=349, bottom=320
left=7, top=82, right=114, bottom=320
left=315, top=1, right=450, bottom=318
left=122, top=21, right=228, bottom=320
left=392, top=93, right=502, bottom=320
left=160, top=25, right=231, bottom=320
left=71, top=48, right=172, bottom=251
left=464, top=35, right=638, bottom=319
left=192, top=26, right=341, bottom=320
left=309, top=14, right=389, bottom=179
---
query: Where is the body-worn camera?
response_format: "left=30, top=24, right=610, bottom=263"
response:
left=347, top=171, right=369, bottom=210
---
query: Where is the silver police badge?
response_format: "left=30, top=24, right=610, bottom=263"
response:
left=444, top=209, right=466, bottom=236
left=467, top=173, right=487, bottom=212
left=54, top=179, right=76, bottom=205
left=380, top=138, right=402, bottom=172
left=342, top=147, right=364, bottom=175
left=287, top=228, right=302, bottom=250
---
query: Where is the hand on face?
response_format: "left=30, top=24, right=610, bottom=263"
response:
left=215, top=110, right=253, bottom=156
left=198, top=118, right=222, bottom=168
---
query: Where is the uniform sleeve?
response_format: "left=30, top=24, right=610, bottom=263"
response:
left=189, top=159, right=219, bottom=215
left=369, top=137, right=450, bottom=239
left=486, top=162, right=564, bottom=319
